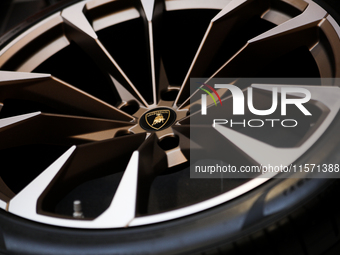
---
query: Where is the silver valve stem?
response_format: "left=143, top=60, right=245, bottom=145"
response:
left=73, top=200, right=84, bottom=218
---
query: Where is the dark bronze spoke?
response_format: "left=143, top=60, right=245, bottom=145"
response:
left=0, top=71, right=133, bottom=121
left=138, top=0, right=167, bottom=104
left=212, top=1, right=326, bottom=78
left=0, top=112, right=134, bottom=149
left=136, top=133, right=167, bottom=215
left=175, top=0, right=271, bottom=106
left=62, top=1, right=149, bottom=106
left=36, top=133, right=146, bottom=216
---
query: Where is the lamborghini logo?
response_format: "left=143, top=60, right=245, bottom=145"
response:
left=145, top=109, right=171, bottom=130
left=152, top=114, right=165, bottom=126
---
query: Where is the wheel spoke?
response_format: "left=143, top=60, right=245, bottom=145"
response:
left=139, top=0, right=167, bottom=104
left=61, top=2, right=149, bottom=107
left=109, top=75, right=144, bottom=107
left=9, top=146, right=77, bottom=220
left=94, top=151, right=139, bottom=227
left=9, top=133, right=146, bottom=223
left=175, top=0, right=270, bottom=106
left=175, top=0, right=326, bottom=106
left=312, top=15, right=340, bottom=78
left=157, top=59, right=171, bottom=103
left=0, top=112, right=135, bottom=149
left=40, top=133, right=145, bottom=215
left=212, top=1, right=326, bottom=78
left=136, top=133, right=168, bottom=214
left=172, top=124, right=193, bottom=160
left=0, top=71, right=132, bottom=120
left=72, top=134, right=165, bottom=226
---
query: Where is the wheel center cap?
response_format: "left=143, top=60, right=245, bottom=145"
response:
left=139, top=107, right=177, bottom=131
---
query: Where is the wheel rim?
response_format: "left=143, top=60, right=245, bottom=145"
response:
left=0, top=0, right=339, bottom=229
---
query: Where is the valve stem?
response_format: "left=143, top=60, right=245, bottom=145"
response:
left=73, top=200, right=84, bottom=218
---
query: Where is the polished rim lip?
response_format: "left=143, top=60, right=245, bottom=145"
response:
left=0, top=0, right=339, bottom=229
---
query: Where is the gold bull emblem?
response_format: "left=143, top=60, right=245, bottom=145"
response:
left=152, top=114, right=165, bottom=126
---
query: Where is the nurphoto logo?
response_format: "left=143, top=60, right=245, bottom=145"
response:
left=200, top=84, right=312, bottom=128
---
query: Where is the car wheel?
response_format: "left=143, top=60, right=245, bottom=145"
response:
left=0, top=0, right=340, bottom=254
